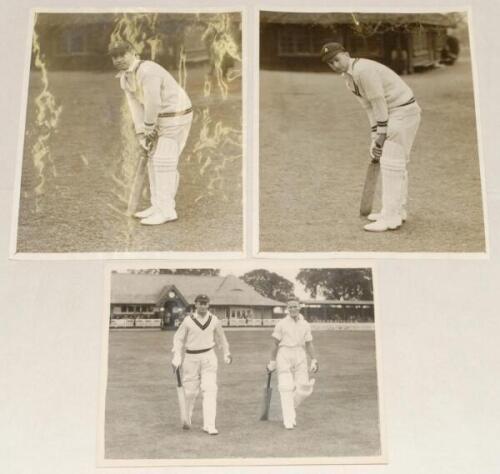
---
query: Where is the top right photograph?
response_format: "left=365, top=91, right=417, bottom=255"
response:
left=258, top=10, right=487, bottom=255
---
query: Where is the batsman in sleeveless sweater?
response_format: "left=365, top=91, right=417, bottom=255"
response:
left=109, top=40, right=192, bottom=226
left=171, top=294, right=232, bottom=435
left=321, top=42, right=421, bottom=232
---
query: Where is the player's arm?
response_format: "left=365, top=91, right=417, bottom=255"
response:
left=124, top=91, right=145, bottom=134
left=214, top=318, right=232, bottom=364
left=355, top=96, right=377, bottom=138
left=171, top=320, right=187, bottom=369
left=358, top=70, right=389, bottom=157
left=304, top=325, right=318, bottom=373
left=267, top=337, right=280, bottom=372
left=141, top=74, right=162, bottom=135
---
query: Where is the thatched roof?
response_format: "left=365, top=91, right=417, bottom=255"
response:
left=260, top=11, right=456, bottom=27
left=111, top=273, right=286, bottom=307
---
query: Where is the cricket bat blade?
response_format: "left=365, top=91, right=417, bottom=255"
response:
left=126, top=150, right=149, bottom=216
left=359, top=159, right=380, bottom=216
left=175, top=368, right=190, bottom=428
left=259, top=371, right=273, bottom=421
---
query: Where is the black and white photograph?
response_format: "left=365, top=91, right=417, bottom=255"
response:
left=258, top=10, right=487, bottom=255
left=99, top=264, right=383, bottom=466
left=11, top=10, right=243, bottom=256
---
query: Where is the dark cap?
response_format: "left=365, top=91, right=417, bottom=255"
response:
left=194, top=294, right=210, bottom=304
left=108, top=40, right=134, bottom=57
left=320, top=42, right=346, bottom=62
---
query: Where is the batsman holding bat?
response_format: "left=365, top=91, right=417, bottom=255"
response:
left=171, top=294, right=232, bottom=435
left=266, top=297, right=318, bottom=430
left=109, top=40, right=193, bottom=225
left=321, top=42, right=421, bottom=232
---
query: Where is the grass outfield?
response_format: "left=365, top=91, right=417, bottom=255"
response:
left=16, top=66, right=242, bottom=253
left=104, top=329, right=381, bottom=460
left=259, top=57, right=486, bottom=253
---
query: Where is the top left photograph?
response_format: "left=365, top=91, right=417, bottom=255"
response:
left=11, top=10, right=244, bottom=258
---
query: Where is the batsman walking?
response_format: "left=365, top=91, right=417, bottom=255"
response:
left=267, top=298, right=318, bottom=430
left=171, top=294, right=232, bottom=435
left=321, top=42, right=421, bottom=232
left=109, top=40, right=192, bottom=225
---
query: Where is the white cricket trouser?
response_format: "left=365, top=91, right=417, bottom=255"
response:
left=380, top=102, right=421, bottom=222
left=276, top=346, right=314, bottom=427
left=148, top=113, right=192, bottom=216
left=182, top=349, right=218, bottom=430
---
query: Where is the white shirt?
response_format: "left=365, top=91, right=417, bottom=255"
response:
left=272, top=314, right=313, bottom=348
left=172, top=311, right=230, bottom=356
left=117, top=58, right=192, bottom=133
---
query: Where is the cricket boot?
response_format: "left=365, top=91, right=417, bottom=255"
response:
left=367, top=209, right=407, bottom=222
left=202, top=390, right=218, bottom=435
left=134, top=206, right=156, bottom=219
left=140, top=209, right=177, bottom=225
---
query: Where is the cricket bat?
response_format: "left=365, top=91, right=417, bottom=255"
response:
left=259, top=371, right=273, bottom=421
left=359, top=158, right=380, bottom=216
left=126, top=149, right=149, bottom=216
left=175, top=368, right=190, bottom=429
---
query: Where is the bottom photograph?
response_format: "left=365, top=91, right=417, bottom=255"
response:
left=99, top=264, right=384, bottom=466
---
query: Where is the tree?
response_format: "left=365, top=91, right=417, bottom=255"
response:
left=241, top=269, right=294, bottom=303
left=296, top=269, right=373, bottom=300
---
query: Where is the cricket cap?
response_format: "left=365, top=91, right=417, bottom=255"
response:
left=194, top=294, right=210, bottom=304
left=108, top=40, right=134, bottom=57
left=320, top=42, right=346, bottom=62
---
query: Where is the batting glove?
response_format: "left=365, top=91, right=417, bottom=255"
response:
left=267, top=360, right=277, bottom=372
left=143, top=129, right=158, bottom=152
left=171, top=353, right=182, bottom=371
left=310, top=359, right=319, bottom=373
left=224, top=353, right=233, bottom=365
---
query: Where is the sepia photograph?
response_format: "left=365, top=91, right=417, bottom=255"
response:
left=12, top=10, right=243, bottom=256
left=99, top=264, right=383, bottom=466
left=258, top=10, right=487, bottom=255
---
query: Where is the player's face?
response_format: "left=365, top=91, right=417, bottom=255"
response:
left=327, top=53, right=350, bottom=73
left=287, top=301, right=300, bottom=319
left=195, top=301, right=209, bottom=316
left=111, top=51, right=135, bottom=70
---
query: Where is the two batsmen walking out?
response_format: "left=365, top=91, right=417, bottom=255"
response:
left=171, top=294, right=232, bottom=435
left=171, top=296, right=319, bottom=433
left=267, top=297, right=319, bottom=430
left=109, top=40, right=192, bottom=226
left=321, top=42, right=421, bottom=232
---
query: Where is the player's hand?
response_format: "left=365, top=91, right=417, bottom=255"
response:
left=267, top=360, right=277, bottom=372
left=372, top=133, right=387, bottom=159
left=137, top=133, right=149, bottom=151
left=369, top=140, right=383, bottom=161
left=171, top=353, right=182, bottom=371
left=144, top=129, right=158, bottom=152
left=224, top=353, right=233, bottom=365
left=310, top=359, right=319, bottom=373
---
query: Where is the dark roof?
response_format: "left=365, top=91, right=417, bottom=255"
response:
left=111, top=273, right=286, bottom=307
left=260, top=11, right=456, bottom=27
left=35, top=11, right=241, bottom=28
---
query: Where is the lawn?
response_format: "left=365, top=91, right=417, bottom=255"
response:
left=16, top=65, right=242, bottom=253
left=104, top=328, right=381, bottom=461
left=259, top=57, right=486, bottom=253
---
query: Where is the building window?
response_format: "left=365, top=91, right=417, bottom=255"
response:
left=230, top=307, right=254, bottom=319
left=56, top=29, right=87, bottom=56
left=278, top=26, right=315, bottom=57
